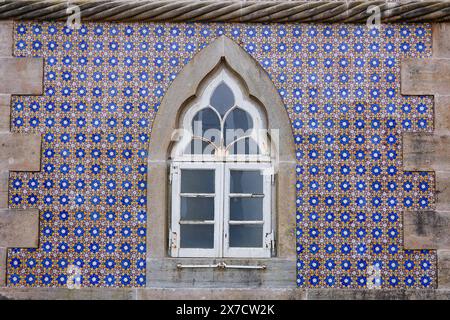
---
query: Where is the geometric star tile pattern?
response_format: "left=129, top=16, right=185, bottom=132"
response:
left=8, top=22, right=435, bottom=288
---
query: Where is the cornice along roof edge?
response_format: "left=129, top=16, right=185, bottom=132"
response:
left=1, top=0, right=450, bottom=23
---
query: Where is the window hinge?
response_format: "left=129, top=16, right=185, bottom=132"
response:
left=169, top=230, right=178, bottom=255
left=169, top=165, right=179, bottom=184
left=265, top=232, right=275, bottom=250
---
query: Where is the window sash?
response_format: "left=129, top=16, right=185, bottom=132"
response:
left=170, top=162, right=272, bottom=258
left=223, top=163, right=272, bottom=258
left=170, top=162, right=224, bottom=257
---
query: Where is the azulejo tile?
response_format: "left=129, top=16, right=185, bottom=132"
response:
left=8, top=22, right=435, bottom=288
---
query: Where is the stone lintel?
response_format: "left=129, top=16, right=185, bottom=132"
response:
left=404, top=210, right=450, bottom=250
left=401, top=58, right=450, bottom=96
left=0, top=209, right=39, bottom=248
left=0, top=133, right=41, bottom=172
left=0, top=57, right=43, bottom=95
left=0, top=20, right=12, bottom=56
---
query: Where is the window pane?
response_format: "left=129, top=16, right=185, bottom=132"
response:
left=210, top=82, right=235, bottom=116
left=230, top=170, right=263, bottom=194
left=229, top=224, right=263, bottom=247
left=192, top=108, right=221, bottom=138
left=224, top=108, right=253, bottom=145
left=181, top=169, right=215, bottom=193
left=185, top=139, right=215, bottom=155
left=230, top=197, right=263, bottom=221
left=181, top=197, right=214, bottom=221
left=228, top=137, right=260, bottom=155
left=180, top=225, right=214, bottom=248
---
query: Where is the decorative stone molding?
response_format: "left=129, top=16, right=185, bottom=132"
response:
left=0, top=20, right=43, bottom=286
left=2, top=1, right=450, bottom=23
left=147, top=35, right=296, bottom=288
left=401, top=22, right=450, bottom=289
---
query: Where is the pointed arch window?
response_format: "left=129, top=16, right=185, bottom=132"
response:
left=169, top=65, right=273, bottom=258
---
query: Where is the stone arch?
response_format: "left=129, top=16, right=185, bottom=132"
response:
left=147, top=35, right=296, bottom=287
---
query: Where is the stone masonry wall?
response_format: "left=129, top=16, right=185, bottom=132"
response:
left=0, top=20, right=42, bottom=286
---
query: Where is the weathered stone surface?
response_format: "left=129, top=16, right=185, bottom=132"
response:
left=433, top=23, right=450, bottom=59
left=403, top=210, right=450, bottom=250
left=0, top=58, right=43, bottom=95
left=438, top=250, right=450, bottom=289
left=403, top=132, right=450, bottom=172
left=0, top=170, right=8, bottom=209
left=0, top=209, right=39, bottom=248
left=0, top=21, right=12, bottom=56
left=0, top=94, right=10, bottom=133
left=0, top=287, right=136, bottom=300
left=137, top=287, right=306, bottom=300
left=435, top=96, right=450, bottom=131
left=0, top=248, right=6, bottom=287
left=436, top=172, right=450, bottom=211
left=0, top=133, right=41, bottom=172
left=147, top=258, right=296, bottom=288
left=401, top=58, right=450, bottom=96
left=0, top=287, right=450, bottom=300
left=307, top=289, right=450, bottom=300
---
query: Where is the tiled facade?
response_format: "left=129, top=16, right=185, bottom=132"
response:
left=7, top=21, right=436, bottom=288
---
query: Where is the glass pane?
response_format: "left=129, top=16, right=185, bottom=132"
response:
left=192, top=108, right=221, bottom=139
left=181, top=169, right=215, bottom=193
left=224, top=108, right=253, bottom=145
left=228, top=137, right=260, bottom=155
left=180, top=224, right=214, bottom=248
left=230, top=197, right=263, bottom=221
left=230, top=170, right=263, bottom=194
left=229, top=224, right=263, bottom=247
left=210, top=82, right=235, bottom=116
left=186, top=139, right=215, bottom=155
left=181, top=197, right=214, bottom=221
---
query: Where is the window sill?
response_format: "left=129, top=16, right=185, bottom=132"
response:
left=146, top=257, right=296, bottom=288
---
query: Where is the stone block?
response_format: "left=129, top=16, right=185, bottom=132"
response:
left=0, top=21, right=13, bottom=56
left=0, top=209, right=39, bottom=248
left=433, top=23, right=450, bottom=59
left=436, top=172, right=450, bottom=211
left=0, top=94, right=10, bottom=133
left=403, top=132, right=450, bottom=172
left=0, top=57, right=43, bottom=95
left=0, top=133, right=41, bottom=172
left=0, top=170, right=8, bottom=209
left=0, top=248, right=6, bottom=287
left=438, top=250, right=450, bottom=289
left=403, top=210, right=450, bottom=250
left=435, top=96, right=450, bottom=131
left=401, top=58, right=450, bottom=96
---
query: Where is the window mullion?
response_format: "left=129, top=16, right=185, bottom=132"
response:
left=218, top=163, right=226, bottom=257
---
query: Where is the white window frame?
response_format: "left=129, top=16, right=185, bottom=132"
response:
left=170, top=162, right=272, bottom=258
left=169, top=63, right=274, bottom=258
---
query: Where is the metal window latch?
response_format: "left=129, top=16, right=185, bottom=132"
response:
left=176, top=262, right=267, bottom=270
